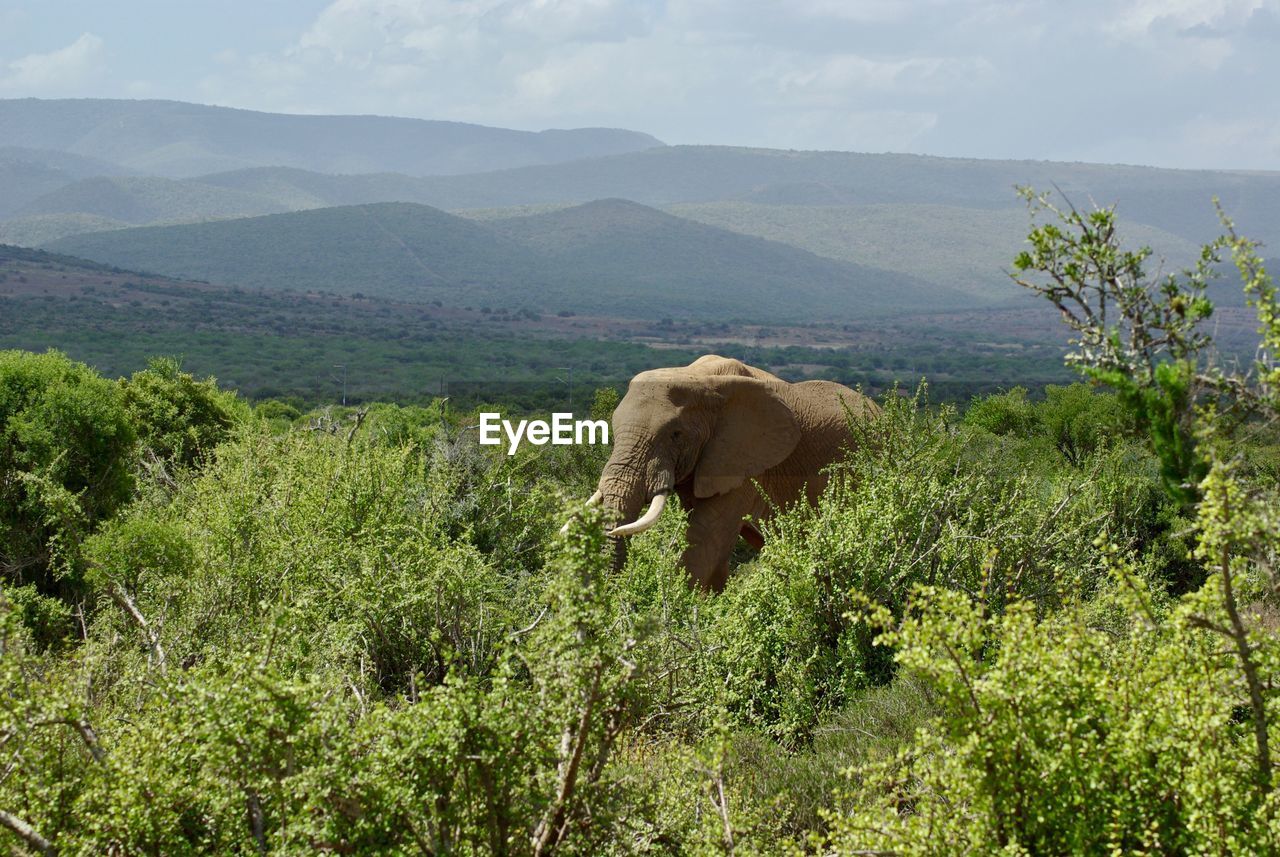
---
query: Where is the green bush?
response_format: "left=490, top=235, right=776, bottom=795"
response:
left=824, top=573, right=1280, bottom=854
left=1039, top=382, right=1131, bottom=465
left=0, top=583, right=74, bottom=651
left=963, top=385, right=1039, bottom=437
left=120, top=356, right=246, bottom=470
left=963, top=382, right=1131, bottom=465
left=0, top=349, right=135, bottom=598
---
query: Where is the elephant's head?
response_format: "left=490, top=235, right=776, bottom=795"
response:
left=587, top=367, right=802, bottom=549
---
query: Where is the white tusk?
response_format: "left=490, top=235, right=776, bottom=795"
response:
left=608, top=492, right=668, bottom=537
left=559, top=490, right=605, bottom=533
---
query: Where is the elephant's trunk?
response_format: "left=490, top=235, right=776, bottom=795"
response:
left=598, top=456, right=672, bottom=572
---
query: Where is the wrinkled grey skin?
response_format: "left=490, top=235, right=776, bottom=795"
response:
left=595, top=355, right=877, bottom=591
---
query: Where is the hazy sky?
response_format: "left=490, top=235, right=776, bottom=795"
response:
left=2, top=0, right=1278, bottom=170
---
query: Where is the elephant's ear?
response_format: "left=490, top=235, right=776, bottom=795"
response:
left=694, top=378, right=800, bottom=498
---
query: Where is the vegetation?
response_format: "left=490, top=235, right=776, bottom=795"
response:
left=0, top=213, right=131, bottom=248
left=0, top=350, right=135, bottom=604
left=16, top=175, right=286, bottom=224
left=667, top=201, right=1200, bottom=301
left=489, top=199, right=959, bottom=317
left=1, top=243, right=1077, bottom=407
left=3, top=199, right=1279, bottom=854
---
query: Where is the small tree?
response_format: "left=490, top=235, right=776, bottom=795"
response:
left=1011, top=189, right=1280, bottom=815
left=822, top=194, right=1280, bottom=855
left=1010, top=188, right=1278, bottom=503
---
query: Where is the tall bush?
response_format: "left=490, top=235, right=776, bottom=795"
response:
left=0, top=350, right=134, bottom=599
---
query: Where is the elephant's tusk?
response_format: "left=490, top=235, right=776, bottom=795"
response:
left=607, top=492, right=668, bottom=537
left=559, top=490, right=605, bottom=534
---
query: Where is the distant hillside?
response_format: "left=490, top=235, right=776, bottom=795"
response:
left=48, top=200, right=970, bottom=320
left=12, top=147, right=1279, bottom=256
left=0, top=240, right=140, bottom=274
left=666, top=202, right=1204, bottom=300
left=16, top=176, right=290, bottom=224
left=406, top=146, right=1280, bottom=247
left=48, top=202, right=541, bottom=301
left=488, top=198, right=961, bottom=316
left=735, top=182, right=861, bottom=205
left=195, top=167, right=444, bottom=209
left=0, top=213, right=130, bottom=247
left=0, top=146, right=135, bottom=216
left=3, top=167, right=438, bottom=234
left=0, top=98, right=664, bottom=178
left=0, top=242, right=708, bottom=404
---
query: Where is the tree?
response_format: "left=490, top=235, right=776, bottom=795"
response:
left=1012, top=189, right=1280, bottom=817
left=1009, top=188, right=1277, bottom=503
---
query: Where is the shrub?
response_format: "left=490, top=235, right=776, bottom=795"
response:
left=0, top=349, right=135, bottom=598
left=120, top=357, right=246, bottom=470
left=1039, top=382, right=1131, bottom=465
left=962, top=385, right=1038, bottom=437
left=824, top=567, right=1280, bottom=854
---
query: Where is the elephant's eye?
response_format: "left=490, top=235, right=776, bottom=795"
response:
left=671, top=429, right=683, bottom=440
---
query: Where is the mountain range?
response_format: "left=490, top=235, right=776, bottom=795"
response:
left=13, top=147, right=1279, bottom=241
left=5, top=97, right=1280, bottom=327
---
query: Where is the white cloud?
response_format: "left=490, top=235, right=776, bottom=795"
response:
left=136, top=0, right=1280, bottom=167
left=0, top=32, right=105, bottom=94
left=485, top=0, right=661, bottom=42
left=1107, top=0, right=1267, bottom=36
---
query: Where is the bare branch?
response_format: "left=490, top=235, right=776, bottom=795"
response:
left=0, top=809, right=55, bottom=855
left=531, top=662, right=604, bottom=857
left=110, top=584, right=167, bottom=675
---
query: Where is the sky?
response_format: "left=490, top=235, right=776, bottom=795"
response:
left=1, top=0, right=1278, bottom=170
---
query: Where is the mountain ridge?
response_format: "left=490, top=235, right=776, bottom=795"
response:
left=15, top=144, right=1280, bottom=249
left=0, top=98, right=665, bottom=178
left=46, top=199, right=970, bottom=321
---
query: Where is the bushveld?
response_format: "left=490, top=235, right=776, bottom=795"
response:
left=2, top=199, right=1280, bottom=854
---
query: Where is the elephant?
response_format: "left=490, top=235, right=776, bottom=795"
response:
left=567, top=355, right=878, bottom=591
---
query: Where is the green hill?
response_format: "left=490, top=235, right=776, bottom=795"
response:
left=48, top=200, right=970, bottom=320
left=489, top=198, right=963, bottom=316
left=0, top=98, right=665, bottom=178
left=665, top=202, right=1204, bottom=300
left=13, top=146, right=1279, bottom=256
left=0, top=146, right=135, bottom=216
left=0, top=213, right=130, bottom=246
left=16, top=176, right=291, bottom=224
left=47, top=202, right=543, bottom=303
left=734, top=181, right=861, bottom=204
left=194, top=166, right=443, bottom=208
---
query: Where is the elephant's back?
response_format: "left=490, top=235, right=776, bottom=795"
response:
left=765, top=380, right=875, bottom=504
left=791, top=380, right=877, bottom=425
